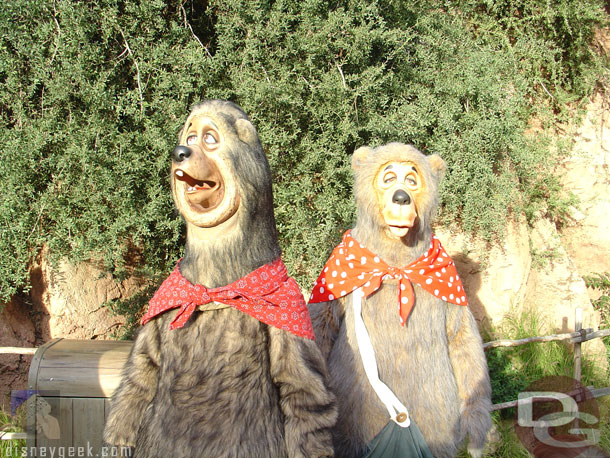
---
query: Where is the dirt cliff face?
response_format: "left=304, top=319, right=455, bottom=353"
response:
left=558, top=28, right=609, bottom=283
left=25, top=248, right=140, bottom=341
left=0, top=298, right=35, bottom=408
left=557, top=91, right=610, bottom=281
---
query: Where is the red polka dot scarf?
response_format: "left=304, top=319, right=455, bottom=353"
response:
left=141, top=258, right=315, bottom=339
left=308, top=230, right=467, bottom=325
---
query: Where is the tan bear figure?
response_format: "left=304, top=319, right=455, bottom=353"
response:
left=309, top=143, right=492, bottom=458
left=104, top=100, right=337, bottom=458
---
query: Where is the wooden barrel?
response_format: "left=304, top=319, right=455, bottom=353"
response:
left=26, top=338, right=132, bottom=456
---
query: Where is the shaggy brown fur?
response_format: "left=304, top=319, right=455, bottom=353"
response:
left=104, top=100, right=336, bottom=458
left=310, top=143, right=492, bottom=458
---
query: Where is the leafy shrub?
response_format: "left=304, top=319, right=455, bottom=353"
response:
left=584, top=272, right=610, bottom=321
left=0, top=406, right=25, bottom=457
left=0, top=0, right=606, bottom=307
left=584, top=272, right=610, bottom=352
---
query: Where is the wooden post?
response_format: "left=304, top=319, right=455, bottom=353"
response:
left=574, top=307, right=583, bottom=383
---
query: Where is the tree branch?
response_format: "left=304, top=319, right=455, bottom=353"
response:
left=118, top=28, right=144, bottom=114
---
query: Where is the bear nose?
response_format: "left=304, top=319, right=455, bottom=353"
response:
left=392, top=189, right=411, bottom=205
left=172, top=145, right=192, bottom=163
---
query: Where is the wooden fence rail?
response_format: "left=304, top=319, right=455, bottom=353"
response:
left=0, top=347, right=37, bottom=355
left=0, top=432, right=27, bottom=440
left=483, top=328, right=610, bottom=349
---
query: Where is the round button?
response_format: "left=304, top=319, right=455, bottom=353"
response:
left=396, top=412, right=408, bottom=423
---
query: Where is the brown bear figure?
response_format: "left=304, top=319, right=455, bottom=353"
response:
left=104, top=100, right=337, bottom=458
left=309, top=143, right=492, bottom=458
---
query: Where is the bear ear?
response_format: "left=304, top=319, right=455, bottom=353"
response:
left=352, top=146, right=373, bottom=171
left=235, top=118, right=258, bottom=145
left=428, top=154, right=446, bottom=180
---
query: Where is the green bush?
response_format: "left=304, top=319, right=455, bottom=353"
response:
left=0, top=0, right=607, bottom=307
left=0, top=406, right=25, bottom=458
left=584, top=272, right=610, bottom=321
left=584, top=272, right=610, bottom=354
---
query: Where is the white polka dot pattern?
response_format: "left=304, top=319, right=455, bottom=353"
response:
left=308, top=230, right=468, bottom=325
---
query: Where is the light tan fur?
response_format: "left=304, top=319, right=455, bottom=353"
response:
left=311, top=143, right=492, bottom=457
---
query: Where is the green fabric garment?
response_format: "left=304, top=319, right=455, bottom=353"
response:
left=360, top=420, right=434, bottom=458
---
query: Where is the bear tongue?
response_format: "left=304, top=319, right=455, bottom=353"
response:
left=195, top=182, right=213, bottom=191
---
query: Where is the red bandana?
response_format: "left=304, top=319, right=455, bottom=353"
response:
left=308, top=230, right=467, bottom=325
left=142, top=258, right=314, bottom=340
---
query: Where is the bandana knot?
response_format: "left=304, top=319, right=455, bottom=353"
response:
left=142, top=258, right=314, bottom=339
left=308, top=230, right=467, bottom=326
left=385, top=267, right=403, bottom=279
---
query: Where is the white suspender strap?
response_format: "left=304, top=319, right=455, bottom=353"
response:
left=352, top=288, right=411, bottom=428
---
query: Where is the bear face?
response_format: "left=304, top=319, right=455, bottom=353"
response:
left=172, top=113, right=238, bottom=227
left=374, top=161, right=423, bottom=238
left=171, top=100, right=271, bottom=233
left=352, top=143, right=446, bottom=244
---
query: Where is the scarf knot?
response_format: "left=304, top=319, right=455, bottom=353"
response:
left=198, top=289, right=212, bottom=304
left=384, top=267, right=403, bottom=279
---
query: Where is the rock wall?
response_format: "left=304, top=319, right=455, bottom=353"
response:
left=435, top=217, right=532, bottom=329
left=28, top=248, right=142, bottom=341
left=558, top=92, right=610, bottom=281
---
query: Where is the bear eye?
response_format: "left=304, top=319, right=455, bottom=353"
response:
left=204, top=132, right=218, bottom=145
left=383, top=172, right=396, bottom=185
left=406, top=170, right=419, bottom=189
left=186, top=134, right=197, bottom=146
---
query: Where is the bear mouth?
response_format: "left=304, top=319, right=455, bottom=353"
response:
left=388, top=225, right=412, bottom=238
left=175, top=169, right=224, bottom=211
